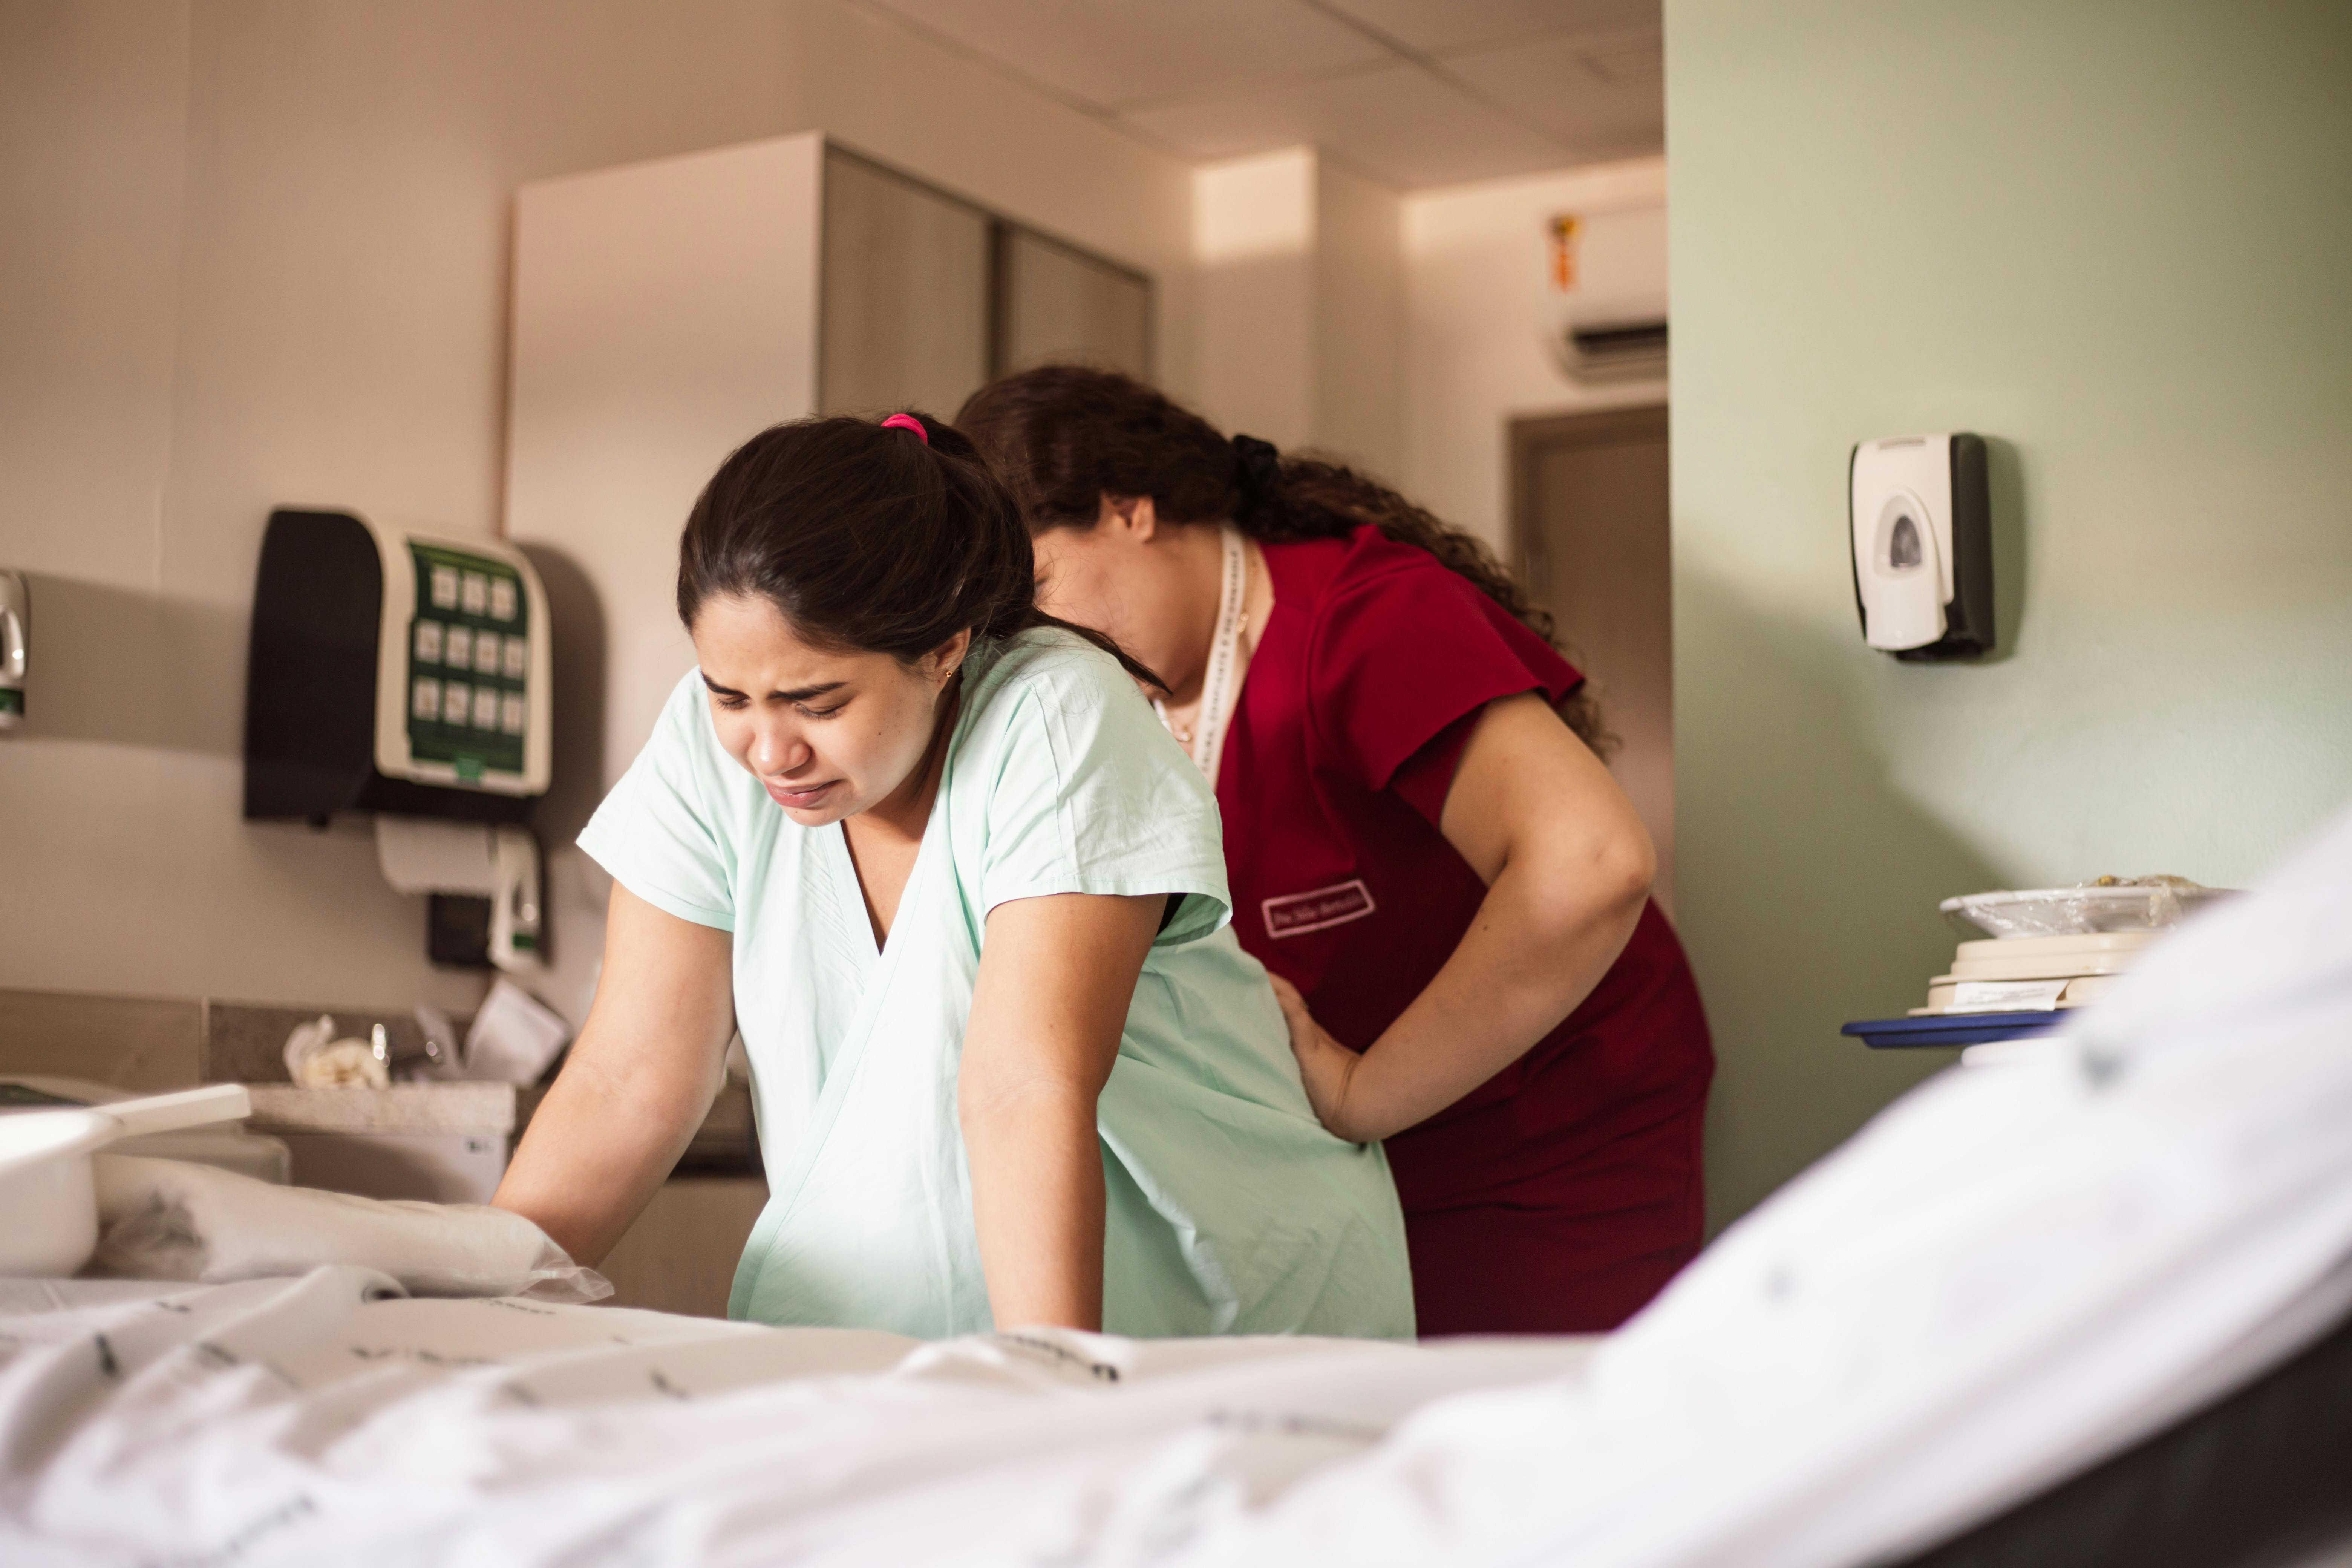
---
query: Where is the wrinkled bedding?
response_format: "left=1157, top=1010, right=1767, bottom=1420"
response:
left=6, top=803, right=2352, bottom=1568
left=0, top=1273, right=1592, bottom=1565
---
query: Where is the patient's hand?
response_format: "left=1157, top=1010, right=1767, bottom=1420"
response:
left=1267, top=975, right=1368, bottom=1143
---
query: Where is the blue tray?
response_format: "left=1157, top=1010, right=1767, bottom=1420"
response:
left=1842, top=1011, right=2068, bottom=1050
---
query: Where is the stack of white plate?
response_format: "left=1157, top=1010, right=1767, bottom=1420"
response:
left=1913, top=931, right=2152, bottom=1015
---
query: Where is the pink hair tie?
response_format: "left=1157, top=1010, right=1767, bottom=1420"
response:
left=880, top=413, right=929, bottom=444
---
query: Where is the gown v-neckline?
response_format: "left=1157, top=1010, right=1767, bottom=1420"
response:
left=825, top=819, right=925, bottom=972
left=820, top=698, right=969, bottom=973
left=836, top=819, right=920, bottom=958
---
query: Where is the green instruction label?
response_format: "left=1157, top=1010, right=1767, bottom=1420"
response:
left=401, top=542, right=529, bottom=781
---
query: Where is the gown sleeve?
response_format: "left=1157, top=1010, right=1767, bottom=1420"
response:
left=1311, top=563, right=1584, bottom=829
left=576, top=672, right=738, bottom=931
left=978, top=642, right=1234, bottom=946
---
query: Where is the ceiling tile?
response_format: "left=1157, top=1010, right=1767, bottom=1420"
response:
left=1121, top=61, right=1575, bottom=188
left=1317, top=0, right=1658, bottom=55
left=862, top=0, right=1392, bottom=113
left=1441, top=29, right=1663, bottom=160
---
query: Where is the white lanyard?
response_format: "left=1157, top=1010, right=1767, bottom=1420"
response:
left=1156, top=525, right=1247, bottom=789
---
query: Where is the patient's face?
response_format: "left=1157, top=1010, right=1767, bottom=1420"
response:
left=691, top=593, right=965, bottom=828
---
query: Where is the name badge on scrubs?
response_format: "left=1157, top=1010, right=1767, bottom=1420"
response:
left=1262, top=879, right=1377, bottom=939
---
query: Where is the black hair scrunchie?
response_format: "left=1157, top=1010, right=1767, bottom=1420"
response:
left=1230, top=433, right=1281, bottom=517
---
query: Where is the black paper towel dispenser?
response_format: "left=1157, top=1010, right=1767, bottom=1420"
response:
left=244, top=508, right=554, bottom=969
left=244, top=508, right=551, bottom=822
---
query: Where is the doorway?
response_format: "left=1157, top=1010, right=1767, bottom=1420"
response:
left=1509, top=404, right=1674, bottom=915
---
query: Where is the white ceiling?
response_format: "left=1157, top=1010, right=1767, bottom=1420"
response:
left=854, top=0, right=1663, bottom=188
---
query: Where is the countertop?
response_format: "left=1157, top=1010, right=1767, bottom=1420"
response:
left=235, top=1079, right=758, bottom=1171
left=241, top=1082, right=524, bottom=1135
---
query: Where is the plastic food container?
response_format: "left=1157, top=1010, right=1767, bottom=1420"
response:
left=1941, top=884, right=2234, bottom=939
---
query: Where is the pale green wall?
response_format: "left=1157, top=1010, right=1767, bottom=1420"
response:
left=1666, top=0, right=2352, bottom=1227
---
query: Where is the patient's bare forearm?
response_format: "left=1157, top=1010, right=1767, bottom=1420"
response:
left=958, top=891, right=1158, bottom=1332
left=495, top=1034, right=720, bottom=1266
left=961, top=1079, right=1107, bottom=1331
left=492, top=883, right=737, bottom=1267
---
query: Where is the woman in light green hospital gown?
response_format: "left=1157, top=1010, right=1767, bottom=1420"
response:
left=495, top=411, right=1413, bottom=1340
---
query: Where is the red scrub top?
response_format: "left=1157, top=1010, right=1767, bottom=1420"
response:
left=1218, top=525, right=1715, bottom=1335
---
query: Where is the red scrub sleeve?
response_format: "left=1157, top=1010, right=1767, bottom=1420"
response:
left=1311, top=564, right=1583, bottom=824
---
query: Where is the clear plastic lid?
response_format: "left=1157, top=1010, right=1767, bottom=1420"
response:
left=1940, top=877, right=2236, bottom=939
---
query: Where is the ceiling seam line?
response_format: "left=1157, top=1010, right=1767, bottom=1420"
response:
left=1292, top=0, right=1582, bottom=153
left=838, top=0, right=1210, bottom=168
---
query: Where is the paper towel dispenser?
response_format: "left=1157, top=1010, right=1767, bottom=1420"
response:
left=245, top=508, right=551, bottom=820
left=1848, top=433, right=1993, bottom=660
left=244, top=508, right=553, bottom=969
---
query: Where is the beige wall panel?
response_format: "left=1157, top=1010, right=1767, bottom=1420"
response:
left=0, top=0, right=1194, bottom=1015
left=0, top=989, right=202, bottom=1092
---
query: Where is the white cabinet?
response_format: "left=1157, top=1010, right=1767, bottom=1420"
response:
left=820, top=152, right=992, bottom=418
left=596, top=1176, right=769, bottom=1317
left=507, top=133, right=1156, bottom=797
left=817, top=145, right=1152, bottom=415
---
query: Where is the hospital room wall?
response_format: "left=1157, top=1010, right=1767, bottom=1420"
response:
left=1398, top=159, right=1667, bottom=553
left=0, top=0, right=1194, bottom=1014
left=1666, top=0, right=2352, bottom=1227
left=1188, top=149, right=1407, bottom=472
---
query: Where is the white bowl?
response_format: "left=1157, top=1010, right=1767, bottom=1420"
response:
left=0, top=1085, right=251, bottom=1277
left=0, top=1111, right=114, bottom=1276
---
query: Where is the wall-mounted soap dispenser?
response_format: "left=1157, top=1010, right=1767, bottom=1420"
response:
left=0, top=569, right=26, bottom=731
left=1849, top=434, right=1993, bottom=660
left=243, top=508, right=553, bottom=970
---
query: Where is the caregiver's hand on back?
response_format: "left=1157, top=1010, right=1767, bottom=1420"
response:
left=1264, top=688, right=1654, bottom=1147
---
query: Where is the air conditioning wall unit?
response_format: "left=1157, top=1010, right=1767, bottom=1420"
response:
left=1542, top=203, right=1667, bottom=386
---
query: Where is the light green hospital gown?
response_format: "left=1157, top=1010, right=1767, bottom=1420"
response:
left=579, top=628, right=1415, bottom=1340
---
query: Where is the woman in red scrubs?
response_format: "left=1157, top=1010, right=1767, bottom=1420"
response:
left=958, top=366, right=1714, bottom=1335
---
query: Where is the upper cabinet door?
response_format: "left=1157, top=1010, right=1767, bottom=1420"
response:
left=820, top=151, right=991, bottom=418
left=999, top=229, right=1152, bottom=382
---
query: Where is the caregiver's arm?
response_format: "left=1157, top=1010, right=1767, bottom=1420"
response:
left=961, top=891, right=1162, bottom=1332
left=1277, top=690, right=1654, bottom=1144
left=493, top=884, right=736, bottom=1266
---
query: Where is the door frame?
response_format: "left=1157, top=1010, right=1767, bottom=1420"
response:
left=1506, top=403, right=1669, bottom=594
left=1507, top=401, right=1674, bottom=911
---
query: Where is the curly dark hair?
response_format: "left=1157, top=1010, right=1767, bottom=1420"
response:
left=955, top=364, right=1609, bottom=754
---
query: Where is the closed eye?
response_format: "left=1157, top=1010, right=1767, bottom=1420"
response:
left=700, top=674, right=846, bottom=713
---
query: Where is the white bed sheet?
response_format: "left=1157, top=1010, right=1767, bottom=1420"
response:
left=6, top=803, right=2352, bottom=1568
left=0, top=1270, right=1596, bottom=1566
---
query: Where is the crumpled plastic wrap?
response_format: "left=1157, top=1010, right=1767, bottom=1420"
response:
left=1941, top=875, right=2233, bottom=939
left=280, top=1013, right=390, bottom=1089
left=89, top=1154, right=611, bottom=1303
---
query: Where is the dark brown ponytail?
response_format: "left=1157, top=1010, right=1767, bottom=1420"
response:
left=677, top=412, right=1162, bottom=688
left=956, top=365, right=1609, bottom=753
